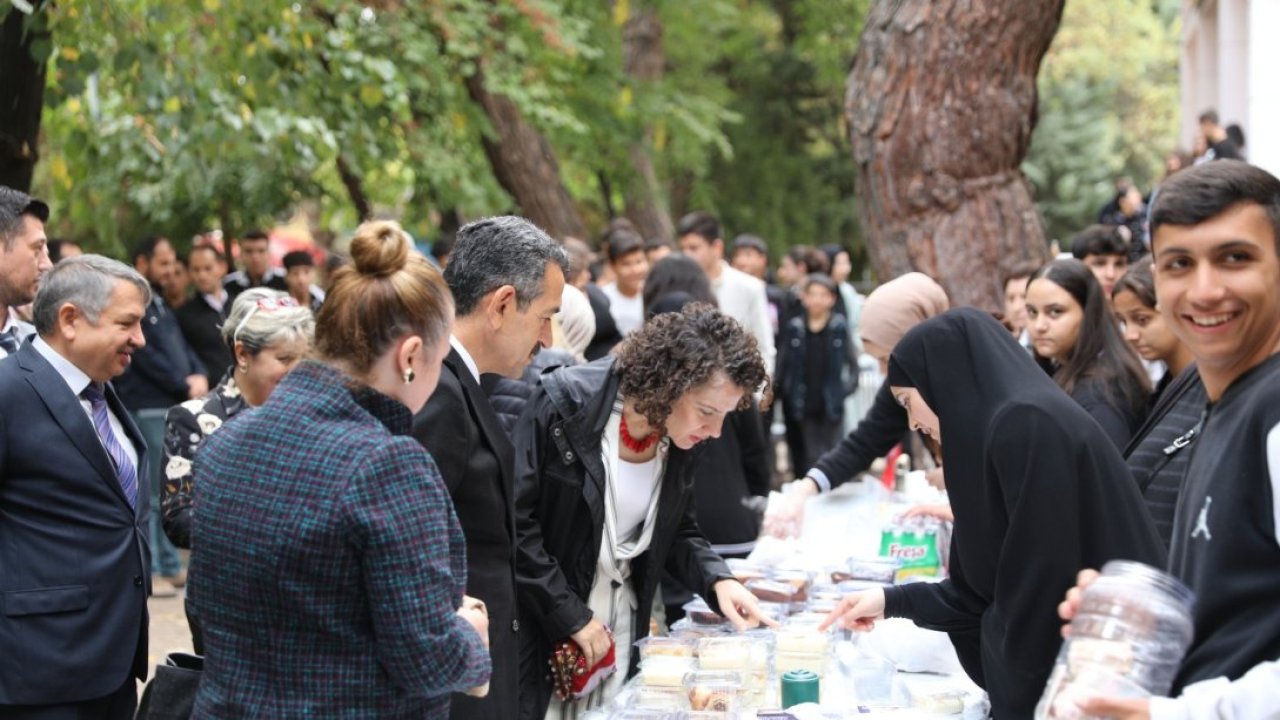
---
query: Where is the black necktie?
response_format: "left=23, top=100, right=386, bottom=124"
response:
left=0, top=328, right=19, bottom=355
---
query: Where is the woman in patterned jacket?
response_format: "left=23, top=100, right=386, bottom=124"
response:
left=188, top=221, right=491, bottom=717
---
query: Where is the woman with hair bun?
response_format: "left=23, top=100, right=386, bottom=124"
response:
left=514, top=303, right=775, bottom=718
left=188, top=221, right=491, bottom=717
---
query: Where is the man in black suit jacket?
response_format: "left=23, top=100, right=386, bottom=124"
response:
left=0, top=255, right=153, bottom=719
left=412, top=216, right=568, bottom=720
left=175, top=244, right=233, bottom=380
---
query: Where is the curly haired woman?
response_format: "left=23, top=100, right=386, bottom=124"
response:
left=513, top=303, right=776, bottom=718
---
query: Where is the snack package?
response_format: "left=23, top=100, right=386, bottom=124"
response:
left=878, top=516, right=944, bottom=580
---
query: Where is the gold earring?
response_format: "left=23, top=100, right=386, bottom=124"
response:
left=403, top=367, right=415, bottom=384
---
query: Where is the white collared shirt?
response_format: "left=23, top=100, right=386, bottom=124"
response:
left=32, top=337, right=140, bottom=471
left=450, top=335, right=481, bottom=384
left=0, top=308, right=35, bottom=359
left=203, top=289, right=229, bottom=315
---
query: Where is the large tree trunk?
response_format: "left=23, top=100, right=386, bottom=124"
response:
left=620, top=6, right=674, bottom=243
left=0, top=6, right=48, bottom=192
left=465, top=70, right=588, bottom=240
left=847, top=0, right=1062, bottom=309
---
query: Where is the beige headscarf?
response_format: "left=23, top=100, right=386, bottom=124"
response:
left=859, top=272, right=950, bottom=350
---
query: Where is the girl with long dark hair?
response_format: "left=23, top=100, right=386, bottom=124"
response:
left=1026, top=259, right=1150, bottom=448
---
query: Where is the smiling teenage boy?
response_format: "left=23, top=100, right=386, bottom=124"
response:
left=1061, top=160, right=1280, bottom=719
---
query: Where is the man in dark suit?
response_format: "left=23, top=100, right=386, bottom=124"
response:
left=0, top=255, right=153, bottom=719
left=412, top=216, right=568, bottom=720
left=0, top=187, right=50, bottom=360
left=175, top=243, right=233, bottom=380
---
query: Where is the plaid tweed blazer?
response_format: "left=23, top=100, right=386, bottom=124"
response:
left=188, top=361, right=490, bottom=718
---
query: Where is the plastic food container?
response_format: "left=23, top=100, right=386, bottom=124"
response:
left=743, top=579, right=798, bottom=604
left=726, top=558, right=768, bottom=582
left=682, top=598, right=727, bottom=626
left=755, top=600, right=791, bottom=623
left=696, top=636, right=769, bottom=671
left=771, top=569, right=813, bottom=602
left=627, top=685, right=689, bottom=710
left=775, top=651, right=828, bottom=676
left=775, top=622, right=832, bottom=656
left=682, top=670, right=747, bottom=712
left=847, top=556, right=901, bottom=584
left=635, top=636, right=697, bottom=660
left=639, top=656, right=698, bottom=687
left=669, top=621, right=730, bottom=641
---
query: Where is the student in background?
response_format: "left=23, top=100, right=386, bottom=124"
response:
left=1026, top=259, right=1149, bottom=449
left=775, top=274, right=859, bottom=472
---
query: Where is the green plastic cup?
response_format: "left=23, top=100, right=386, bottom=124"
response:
left=780, top=669, right=820, bottom=708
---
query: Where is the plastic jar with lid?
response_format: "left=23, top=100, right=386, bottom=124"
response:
left=1035, top=560, right=1195, bottom=719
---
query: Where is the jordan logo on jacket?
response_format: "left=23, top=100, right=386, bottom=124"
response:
left=1191, top=496, right=1213, bottom=541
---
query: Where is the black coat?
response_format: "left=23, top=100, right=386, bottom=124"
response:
left=411, top=349, right=520, bottom=720
left=882, top=309, right=1165, bottom=719
left=512, top=358, right=734, bottom=719
left=115, top=295, right=206, bottom=411
left=175, top=292, right=232, bottom=380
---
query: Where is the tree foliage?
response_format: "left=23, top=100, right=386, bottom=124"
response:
left=1022, top=0, right=1179, bottom=245
left=27, top=0, right=873, bottom=264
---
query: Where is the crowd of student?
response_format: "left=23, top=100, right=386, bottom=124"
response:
left=0, top=150, right=1277, bottom=720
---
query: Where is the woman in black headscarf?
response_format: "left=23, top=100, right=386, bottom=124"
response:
left=821, top=308, right=1165, bottom=718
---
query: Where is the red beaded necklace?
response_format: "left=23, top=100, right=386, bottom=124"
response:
left=620, top=412, right=660, bottom=454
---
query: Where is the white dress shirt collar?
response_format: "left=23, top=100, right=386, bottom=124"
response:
left=32, top=336, right=93, bottom=398
left=203, top=288, right=228, bottom=314
left=450, top=335, right=482, bottom=384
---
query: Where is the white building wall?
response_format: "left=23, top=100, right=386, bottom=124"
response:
left=1181, top=0, right=1280, bottom=176
left=1247, top=1, right=1280, bottom=175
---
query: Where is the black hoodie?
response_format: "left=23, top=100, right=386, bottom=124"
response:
left=883, top=308, right=1166, bottom=718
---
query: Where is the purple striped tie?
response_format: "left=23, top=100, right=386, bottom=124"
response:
left=82, top=384, right=139, bottom=509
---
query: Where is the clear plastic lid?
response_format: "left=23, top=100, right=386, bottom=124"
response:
left=639, top=656, right=698, bottom=687
left=682, top=670, right=747, bottom=712
left=743, top=578, right=798, bottom=603
left=696, top=636, right=769, bottom=671
left=682, top=598, right=728, bottom=626
left=847, top=556, right=902, bottom=584
left=626, top=684, right=688, bottom=710
left=635, top=636, right=698, bottom=659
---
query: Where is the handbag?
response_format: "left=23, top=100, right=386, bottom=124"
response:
left=547, top=635, right=617, bottom=701
left=135, top=652, right=203, bottom=720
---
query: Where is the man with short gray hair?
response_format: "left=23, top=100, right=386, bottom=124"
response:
left=412, top=215, right=568, bottom=720
left=0, top=255, right=152, bottom=719
left=0, top=186, right=51, bottom=359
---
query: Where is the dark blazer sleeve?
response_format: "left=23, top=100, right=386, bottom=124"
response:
left=183, top=339, right=207, bottom=379
left=661, top=462, right=734, bottom=611
left=411, top=368, right=473, bottom=495
left=161, top=403, right=201, bottom=548
left=511, top=390, right=593, bottom=640
left=809, top=382, right=908, bottom=489
left=734, top=404, right=770, bottom=498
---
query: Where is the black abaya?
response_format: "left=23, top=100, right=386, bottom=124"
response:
left=882, top=308, right=1165, bottom=719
